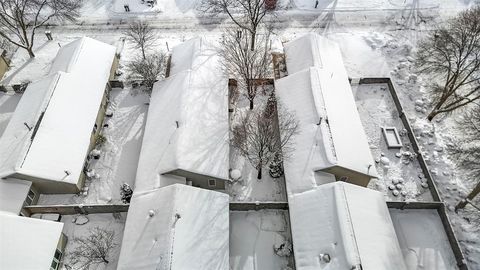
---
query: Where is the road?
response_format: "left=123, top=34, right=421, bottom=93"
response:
left=45, top=3, right=464, bottom=34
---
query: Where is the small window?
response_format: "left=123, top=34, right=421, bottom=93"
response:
left=24, top=189, right=35, bottom=206
left=208, top=179, right=216, bottom=187
left=50, top=249, right=62, bottom=270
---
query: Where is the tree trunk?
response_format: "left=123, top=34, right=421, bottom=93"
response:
left=141, top=47, right=146, bottom=60
left=250, top=31, right=256, bottom=51
left=27, top=48, right=35, bottom=58
left=257, top=166, right=262, bottom=179
left=249, top=99, right=254, bottom=110
left=456, top=181, right=480, bottom=211
left=427, top=110, right=439, bottom=121
left=102, top=257, right=109, bottom=264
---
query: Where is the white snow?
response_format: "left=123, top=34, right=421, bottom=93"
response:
left=288, top=182, right=407, bottom=270
left=0, top=75, right=55, bottom=179
left=0, top=178, right=31, bottom=215
left=275, top=68, right=335, bottom=193
left=117, top=184, right=229, bottom=270
left=0, top=213, right=63, bottom=270
left=227, top=86, right=288, bottom=202
left=230, top=210, right=294, bottom=270
left=352, top=83, right=434, bottom=201
left=0, top=37, right=116, bottom=191
left=275, top=34, right=377, bottom=194
left=37, top=88, right=149, bottom=204
left=0, top=92, right=21, bottom=137
left=389, top=209, right=459, bottom=270
left=60, top=213, right=127, bottom=270
left=291, top=0, right=459, bottom=11
left=135, top=37, right=229, bottom=192
left=0, top=1, right=477, bottom=268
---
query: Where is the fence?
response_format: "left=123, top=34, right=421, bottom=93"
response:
left=23, top=204, right=129, bottom=216
left=229, top=201, right=289, bottom=211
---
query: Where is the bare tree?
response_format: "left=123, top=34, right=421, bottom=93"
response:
left=220, top=28, right=270, bottom=110
left=127, top=52, right=166, bottom=94
left=415, top=6, right=480, bottom=121
left=232, top=95, right=298, bottom=179
left=0, top=0, right=82, bottom=58
left=200, top=0, right=270, bottom=50
left=67, top=227, right=117, bottom=269
left=451, top=106, right=480, bottom=210
left=124, top=20, right=157, bottom=60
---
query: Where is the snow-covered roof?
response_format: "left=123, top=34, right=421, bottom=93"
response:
left=49, top=37, right=115, bottom=76
left=117, top=184, right=229, bottom=270
left=0, top=178, right=31, bottom=215
left=389, top=209, right=459, bottom=270
left=0, top=37, right=115, bottom=189
left=169, top=37, right=216, bottom=76
left=0, top=213, right=63, bottom=269
left=288, top=182, right=407, bottom=270
left=275, top=34, right=377, bottom=194
left=284, top=33, right=334, bottom=75
left=135, top=37, right=229, bottom=192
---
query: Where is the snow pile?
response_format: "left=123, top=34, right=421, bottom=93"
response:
left=135, top=37, right=229, bottom=191
left=0, top=37, right=116, bottom=191
left=0, top=213, right=63, bottom=270
left=118, top=184, right=229, bottom=270
left=288, top=182, right=407, bottom=270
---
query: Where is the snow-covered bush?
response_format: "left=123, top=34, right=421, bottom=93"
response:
left=95, top=134, right=107, bottom=148
left=120, top=183, right=133, bottom=204
left=269, top=153, right=284, bottom=178
left=274, top=240, right=292, bottom=257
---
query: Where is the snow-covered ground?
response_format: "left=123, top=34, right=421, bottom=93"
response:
left=230, top=210, right=294, bottom=270
left=357, top=30, right=480, bottom=268
left=353, top=83, right=433, bottom=202
left=59, top=213, right=127, bottom=270
left=0, top=0, right=479, bottom=268
left=227, top=86, right=288, bottom=202
left=390, top=209, right=458, bottom=270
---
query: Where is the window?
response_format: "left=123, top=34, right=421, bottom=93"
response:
left=50, top=249, right=62, bottom=270
left=208, top=179, right=216, bottom=187
left=24, top=189, right=35, bottom=206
